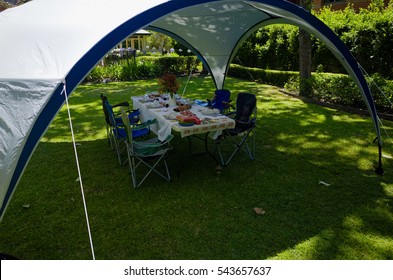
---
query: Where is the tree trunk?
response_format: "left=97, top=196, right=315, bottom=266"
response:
left=299, top=28, right=312, bottom=96
left=298, top=0, right=313, bottom=96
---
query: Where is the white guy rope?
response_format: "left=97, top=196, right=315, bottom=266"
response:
left=235, top=56, right=256, bottom=82
left=181, top=60, right=196, bottom=98
left=359, top=63, right=393, bottom=107
left=61, top=82, right=96, bottom=260
left=358, top=63, right=393, bottom=142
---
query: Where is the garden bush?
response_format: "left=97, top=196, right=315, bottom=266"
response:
left=284, top=72, right=393, bottom=113
left=316, top=0, right=393, bottom=78
left=85, top=56, right=201, bottom=83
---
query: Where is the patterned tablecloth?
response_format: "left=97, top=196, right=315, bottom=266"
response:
left=132, top=95, right=235, bottom=141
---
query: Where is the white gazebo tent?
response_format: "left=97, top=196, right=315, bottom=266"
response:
left=0, top=0, right=383, bottom=222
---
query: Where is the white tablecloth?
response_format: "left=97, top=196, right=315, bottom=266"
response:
left=132, top=96, right=235, bottom=141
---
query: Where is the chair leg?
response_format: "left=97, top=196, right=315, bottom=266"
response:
left=130, top=154, right=171, bottom=188
left=163, top=158, right=171, bottom=182
left=113, top=138, right=123, bottom=165
left=108, top=126, right=115, bottom=150
left=126, top=148, right=138, bottom=188
left=111, top=133, right=127, bottom=165
left=106, top=123, right=111, bottom=146
left=216, top=129, right=255, bottom=166
left=239, top=129, right=255, bottom=160
left=216, top=142, right=225, bottom=166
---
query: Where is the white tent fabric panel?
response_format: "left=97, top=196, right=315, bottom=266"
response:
left=0, top=0, right=167, bottom=80
left=0, top=0, right=168, bottom=219
left=0, top=80, right=59, bottom=202
left=150, top=2, right=271, bottom=87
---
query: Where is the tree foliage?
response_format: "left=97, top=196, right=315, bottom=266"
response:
left=237, top=25, right=299, bottom=70
left=236, top=0, right=393, bottom=79
left=146, top=31, right=176, bottom=53
left=0, top=0, right=31, bottom=11
left=0, top=1, right=12, bottom=11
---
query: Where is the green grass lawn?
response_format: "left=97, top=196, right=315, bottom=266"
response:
left=1, top=76, right=393, bottom=260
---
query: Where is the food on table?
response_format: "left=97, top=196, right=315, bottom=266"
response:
left=201, top=107, right=220, bottom=115
left=173, top=104, right=192, bottom=112
left=176, top=114, right=201, bottom=125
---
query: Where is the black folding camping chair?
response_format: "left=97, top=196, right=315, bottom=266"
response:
left=216, top=92, right=257, bottom=166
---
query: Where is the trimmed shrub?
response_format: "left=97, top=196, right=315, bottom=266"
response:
left=285, top=72, right=393, bottom=113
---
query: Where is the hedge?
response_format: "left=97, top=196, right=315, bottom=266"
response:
left=228, top=63, right=393, bottom=114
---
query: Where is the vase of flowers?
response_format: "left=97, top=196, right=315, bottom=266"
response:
left=158, top=73, right=180, bottom=106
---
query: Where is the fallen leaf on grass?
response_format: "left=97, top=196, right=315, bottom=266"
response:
left=253, top=207, right=266, bottom=215
left=319, top=180, right=331, bottom=186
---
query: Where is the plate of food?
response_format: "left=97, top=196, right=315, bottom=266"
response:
left=164, top=112, right=178, bottom=120
left=146, top=101, right=162, bottom=108
left=200, top=108, right=220, bottom=116
left=178, top=121, right=194, bottom=127
left=139, top=97, right=153, bottom=103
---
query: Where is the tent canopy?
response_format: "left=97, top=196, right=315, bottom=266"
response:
left=0, top=0, right=382, bottom=220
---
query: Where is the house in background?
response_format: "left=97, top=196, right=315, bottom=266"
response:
left=116, top=29, right=151, bottom=53
left=313, top=0, right=390, bottom=11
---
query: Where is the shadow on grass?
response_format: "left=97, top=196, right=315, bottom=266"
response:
left=0, top=78, right=392, bottom=260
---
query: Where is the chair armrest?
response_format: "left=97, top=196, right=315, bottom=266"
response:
left=112, top=101, right=129, bottom=108
left=133, top=134, right=173, bottom=148
left=235, top=117, right=256, bottom=125
left=226, top=112, right=236, bottom=119
left=133, top=119, right=157, bottom=130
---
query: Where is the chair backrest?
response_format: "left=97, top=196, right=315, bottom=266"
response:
left=101, top=94, right=110, bottom=125
left=211, top=89, right=231, bottom=112
left=121, top=107, right=165, bottom=156
left=120, top=107, right=133, bottom=143
left=103, top=99, right=117, bottom=127
left=128, top=108, right=141, bottom=124
left=235, top=92, right=256, bottom=123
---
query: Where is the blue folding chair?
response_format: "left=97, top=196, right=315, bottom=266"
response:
left=207, top=89, right=232, bottom=113
left=101, top=94, right=140, bottom=147
left=102, top=96, right=149, bottom=165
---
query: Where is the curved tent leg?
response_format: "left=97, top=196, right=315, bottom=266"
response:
left=375, top=143, right=384, bottom=175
